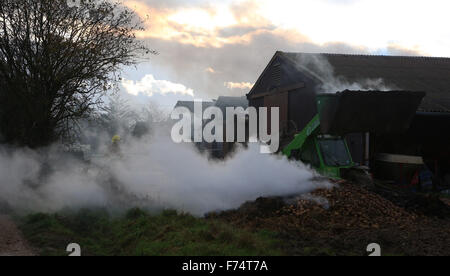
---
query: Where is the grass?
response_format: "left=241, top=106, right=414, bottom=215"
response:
left=19, top=208, right=283, bottom=256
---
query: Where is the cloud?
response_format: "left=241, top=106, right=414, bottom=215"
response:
left=382, top=44, right=426, bottom=56
left=258, top=0, right=450, bottom=56
left=205, top=67, right=216, bottom=73
left=121, top=74, right=195, bottom=97
left=224, top=81, right=254, bottom=90
left=139, top=31, right=376, bottom=100
left=125, top=0, right=449, bottom=55
left=124, top=0, right=278, bottom=48
left=120, top=0, right=426, bottom=103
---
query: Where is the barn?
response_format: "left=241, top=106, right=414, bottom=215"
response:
left=174, top=97, right=249, bottom=158
left=247, top=52, right=450, bottom=187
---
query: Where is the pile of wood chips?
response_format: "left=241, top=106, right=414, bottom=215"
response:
left=279, top=182, right=419, bottom=230
left=211, top=180, right=450, bottom=255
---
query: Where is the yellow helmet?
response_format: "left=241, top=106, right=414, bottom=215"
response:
left=112, top=135, right=121, bottom=144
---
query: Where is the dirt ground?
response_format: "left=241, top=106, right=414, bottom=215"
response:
left=0, top=215, right=35, bottom=256
left=209, top=181, right=450, bottom=256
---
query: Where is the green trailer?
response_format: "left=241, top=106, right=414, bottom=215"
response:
left=283, top=114, right=356, bottom=178
left=283, top=91, right=426, bottom=180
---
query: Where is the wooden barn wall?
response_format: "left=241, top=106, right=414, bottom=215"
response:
left=287, top=84, right=318, bottom=133
left=249, top=97, right=264, bottom=110
left=248, top=55, right=366, bottom=164
left=264, top=92, right=288, bottom=134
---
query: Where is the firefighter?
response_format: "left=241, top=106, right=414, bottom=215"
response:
left=111, top=135, right=121, bottom=155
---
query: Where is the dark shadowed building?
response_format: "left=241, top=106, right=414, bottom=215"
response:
left=247, top=52, right=450, bottom=186
left=173, top=97, right=249, bottom=158
left=213, top=96, right=249, bottom=158
left=174, top=101, right=215, bottom=113
left=173, top=100, right=215, bottom=152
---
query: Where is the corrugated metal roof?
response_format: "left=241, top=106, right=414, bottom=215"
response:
left=249, top=52, right=450, bottom=113
left=174, top=101, right=215, bottom=113
left=215, top=96, right=248, bottom=108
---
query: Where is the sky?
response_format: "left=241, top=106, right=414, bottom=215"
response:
left=118, top=0, right=450, bottom=109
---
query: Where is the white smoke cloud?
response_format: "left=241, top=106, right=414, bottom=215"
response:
left=0, top=128, right=330, bottom=216
left=121, top=74, right=195, bottom=97
left=290, top=53, right=395, bottom=93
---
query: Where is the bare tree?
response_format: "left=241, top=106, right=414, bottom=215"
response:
left=97, top=93, right=139, bottom=137
left=0, top=0, right=155, bottom=148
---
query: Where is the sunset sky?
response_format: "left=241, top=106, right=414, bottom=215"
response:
left=118, top=0, right=450, bottom=108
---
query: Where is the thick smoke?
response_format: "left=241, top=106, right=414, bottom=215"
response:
left=291, top=53, right=395, bottom=93
left=0, top=127, right=330, bottom=216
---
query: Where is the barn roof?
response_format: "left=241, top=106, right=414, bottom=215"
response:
left=174, top=101, right=215, bottom=113
left=249, top=51, right=450, bottom=112
left=215, top=96, right=248, bottom=112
